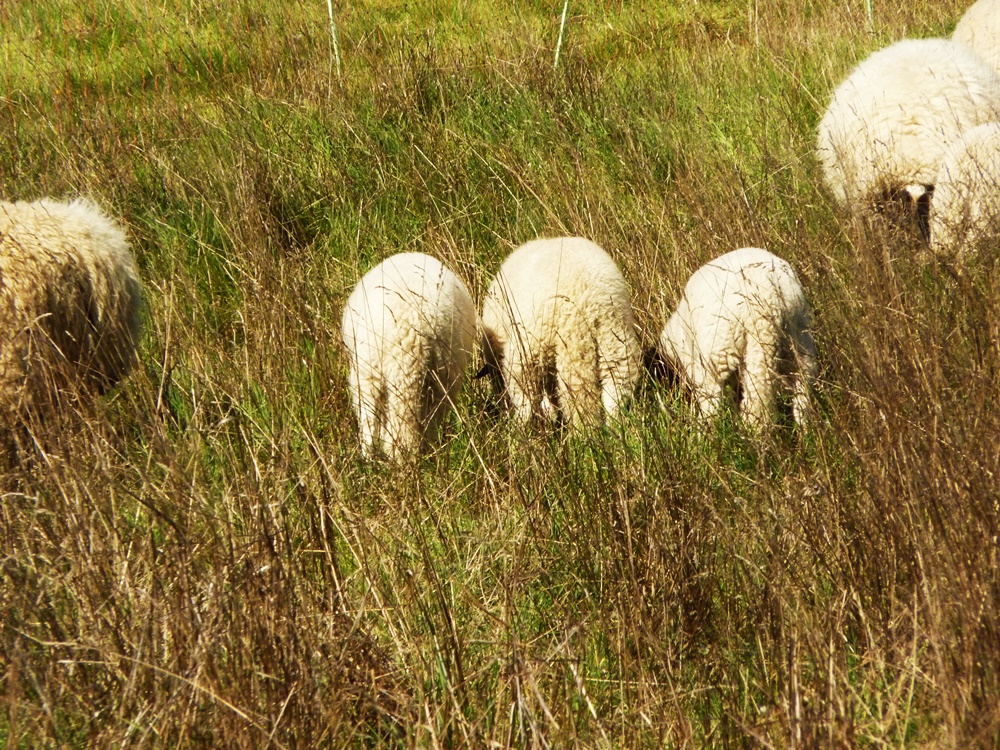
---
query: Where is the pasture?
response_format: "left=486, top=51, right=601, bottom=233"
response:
left=2, top=0, right=998, bottom=746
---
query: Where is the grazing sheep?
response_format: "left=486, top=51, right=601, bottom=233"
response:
left=657, top=247, right=817, bottom=431
left=0, top=198, right=142, bottom=416
left=929, top=121, right=1000, bottom=259
left=954, top=0, right=1000, bottom=77
left=341, top=252, right=477, bottom=459
left=816, top=38, right=1000, bottom=222
left=479, top=236, right=641, bottom=427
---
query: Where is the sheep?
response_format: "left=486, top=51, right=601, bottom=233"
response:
left=341, top=252, right=477, bottom=459
left=928, top=121, right=1000, bottom=259
left=954, top=0, right=1000, bottom=78
left=478, top=236, right=641, bottom=428
left=816, top=38, right=1000, bottom=225
left=0, top=198, right=142, bottom=417
left=657, top=247, right=817, bottom=431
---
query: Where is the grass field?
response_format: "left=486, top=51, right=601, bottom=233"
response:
left=3, top=0, right=1000, bottom=746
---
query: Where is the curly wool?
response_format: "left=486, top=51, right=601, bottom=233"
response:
left=817, top=38, right=1000, bottom=210
left=658, top=247, right=817, bottom=430
left=0, top=198, right=142, bottom=413
left=480, top=236, right=641, bottom=427
left=929, top=121, right=1000, bottom=259
left=341, top=252, right=477, bottom=459
left=954, top=0, right=1000, bottom=77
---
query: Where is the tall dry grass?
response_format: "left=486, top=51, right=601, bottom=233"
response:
left=2, top=0, right=999, bottom=746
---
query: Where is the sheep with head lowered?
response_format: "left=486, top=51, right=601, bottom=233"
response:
left=928, top=121, right=1000, bottom=260
left=0, top=198, right=142, bottom=418
left=341, top=252, right=477, bottom=460
left=656, top=247, right=817, bottom=431
left=954, top=0, right=1000, bottom=78
left=817, top=38, right=1000, bottom=227
left=478, top=236, right=641, bottom=428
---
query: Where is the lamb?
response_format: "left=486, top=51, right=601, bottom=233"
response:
left=954, top=0, right=1000, bottom=77
left=0, top=198, right=143, bottom=417
left=816, top=38, right=1000, bottom=222
left=657, top=247, right=817, bottom=431
left=341, top=252, right=477, bottom=459
left=928, top=121, right=1000, bottom=259
left=478, top=236, right=641, bottom=428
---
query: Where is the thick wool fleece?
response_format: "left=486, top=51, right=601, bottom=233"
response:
left=817, top=38, right=1000, bottom=209
left=929, top=121, right=1000, bottom=259
left=341, top=252, right=477, bottom=459
left=954, top=0, right=1000, bottom=78
left=480, top=236, right=641, bottom=427
left=659, top=247, right=817, bottom=430
left=0, top=198, right=142, bottom=412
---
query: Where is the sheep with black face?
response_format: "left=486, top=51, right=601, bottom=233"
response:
left=817, top=38, right=1000, bottom=230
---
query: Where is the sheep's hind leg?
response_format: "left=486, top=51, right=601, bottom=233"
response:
left=600, top=377, right=626, bottom=422
left=383, top=367, right=426, bottom=460
left=599, top=345, right=639, bottom=421
left=791, top=330, right=819, bottom=427
left=688, top=358, right=725, bottom=422
left=422, top=354, right=463, bottom=446
left=740, top=340, right=779, bottom=432
left=557, top=362, right=602, bottom=428
left=351, top=364, right=383, bottom=458
left=504, top=370, right=536, bottom=426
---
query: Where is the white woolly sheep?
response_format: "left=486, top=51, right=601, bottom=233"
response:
left=0, top=198, right=142, bottom=415
left=816, top=38, right=1000, bottom=219
left=657, top=247, right=817, bottom=431
left=479, top=236, right=641, bottom=427
left=929, top=121, right=1000, bottom=259
left=341, top=252, right=477, bottom=459
left=954, top=0, right=1000, bottom=77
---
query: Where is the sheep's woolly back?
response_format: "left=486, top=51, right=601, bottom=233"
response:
left=954, top=0, right=1000, bottom=77
left=480, top=236, right=640, bottom=427
left=659, top=247, right=817, bottom=430
left=341, top=252, right=477, bottom=459
left=817, top=38, right=1000, bottom=208
left=929, top=121, right=1000, bottom=258
left=0, top=198, right=142, bottom=411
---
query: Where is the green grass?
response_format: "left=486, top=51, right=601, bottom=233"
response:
left=2, top=0, right=998, bottom=746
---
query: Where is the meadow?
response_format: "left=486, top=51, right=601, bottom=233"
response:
left=2, top=0, right=1000, bottom=746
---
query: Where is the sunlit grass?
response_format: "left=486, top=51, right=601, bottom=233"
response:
left=0, top=0, right=996, bottom=746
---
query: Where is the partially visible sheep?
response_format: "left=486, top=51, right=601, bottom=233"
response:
left=657, top=247, right=817, bottom=431
left=954, top=0, right=1000, bottom=77
left=341, top=252, right=477, bottom=459
left=479, top=236, right=641, bottom=427
left=928, top=121, right=1000, bottom=259
left=0, top=198, right=142, bottom=415
left=817, top=38, right=1000, bottom=221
